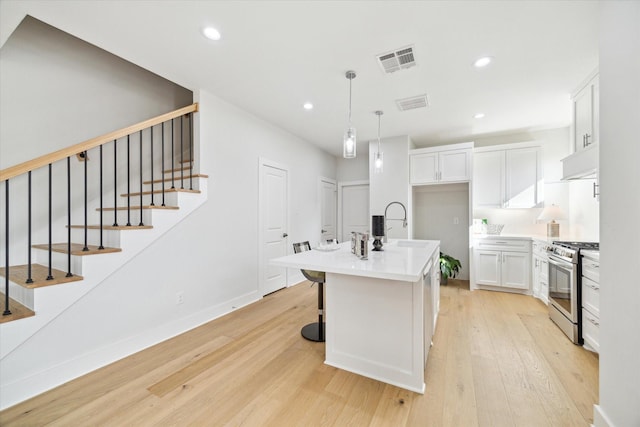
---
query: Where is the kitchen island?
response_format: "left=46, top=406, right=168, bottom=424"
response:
left=271, top=239, right=440, bottom=393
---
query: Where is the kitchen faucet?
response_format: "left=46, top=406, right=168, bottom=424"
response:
left=383, top=201, right=407, bottom=243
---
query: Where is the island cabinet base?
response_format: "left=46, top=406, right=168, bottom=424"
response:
left=325, top=272, right=427, bottom=394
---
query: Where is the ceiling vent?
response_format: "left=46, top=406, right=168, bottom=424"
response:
left=396, top=94, right=429, bottom=112
left=376, top=45, right=416, bottom=74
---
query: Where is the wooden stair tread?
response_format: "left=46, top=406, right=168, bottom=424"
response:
left=180, top=159, right=193, bottom=164
left=67, top=225, right=153, bottom=230
left=0, top=293, right=35, bottom=324
left=0, top=264, right=83, bottom=289
left=32, top=243, right=122, bottom=256
left=143, top=173, right=208, bottom=184
left=163, top=166, right=192, bottom=173
left=120, top=189, right=200, bottom=197
left=97, top=205, right=179, bottom=211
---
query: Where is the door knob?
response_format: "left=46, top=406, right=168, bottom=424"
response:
left=321, top=229, right=327, bottom=233
left=282, top=233, right=288, bottom=238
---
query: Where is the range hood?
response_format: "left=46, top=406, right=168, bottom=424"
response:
left=561, top=144, right=598, bottom=180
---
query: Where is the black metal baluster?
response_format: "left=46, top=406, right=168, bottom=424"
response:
left=26, top=172, right=33, bottom=284
left=161, top=122, right=166, bottom=206
left=99, top=145, right=104, bottom=250
left=113, top=139, right=118, bottom=227
left=180, top=115, right=184, bottom=189
left=47, top=164, right=53, bottom=281
left=126, top=135, right=131, bottom=226
left=150, top=125, right=155, bottom=206
left=189, top=112, right=193, bottom=191
left=83, top=151, right=88, bottom=252
left=3, top=180, right=11, bottom=315
left=139, top=130, right=144, bottom=226
left=171, top=119, right=175, bottom=189
left=66, top=157, right=73, bottom=276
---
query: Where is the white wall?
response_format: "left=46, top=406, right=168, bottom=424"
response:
left=0, top=16, right=192, bottom=169
left=596, top=2, right=640, bottom=426
left=336, top=149, right=369, bottom=183
left=0, top=19, right=337, bottom=408
left=413, top=183, right=470, bottom=279
left=369, top=136, right=410, bottom=239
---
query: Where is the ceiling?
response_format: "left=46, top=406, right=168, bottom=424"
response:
left=0, top=1, right=599, bottom=157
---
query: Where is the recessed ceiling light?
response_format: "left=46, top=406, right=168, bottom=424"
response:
left=203, top=27, right=221, bottom=41
left=473, top=56, right=493, bottom=68
left=474, top=113, right=485, bottom=119
left=303, top=102, right=314, bottom=110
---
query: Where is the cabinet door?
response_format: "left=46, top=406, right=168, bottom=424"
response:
left=501, top=251, right=530, bottom=290
left=574, top=83, right=594, bottom=152
left=473, top=151, right=504, bottom=207
left=505, top=147, right=539, bottom=208
left=410, top=153, right=438, bottom=185
left=439, top=149, right=470, bottom=183
left=475, top=250, right=501, bottom=286
left=532, top=256, right=541, bottom=297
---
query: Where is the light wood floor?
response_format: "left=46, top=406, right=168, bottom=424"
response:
left=0, top=280, right=598, bottom=426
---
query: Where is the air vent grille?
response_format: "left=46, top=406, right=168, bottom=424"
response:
left=376, top=45, right=416, bottom=74
left=396, top=94, right=429, bottom=112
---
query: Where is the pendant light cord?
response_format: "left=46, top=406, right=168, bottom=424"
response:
left=348, top=77, right=353, bottom=126
left=377, top=113, right=381, bottom=152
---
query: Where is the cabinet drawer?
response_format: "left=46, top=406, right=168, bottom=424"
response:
left=582, top=276, right=600, bottom=316
left=582, top=308, right=600, bottom=353
left=475, top=239, right=530, bottom=252
left=582, top=259, right=600, bottom=282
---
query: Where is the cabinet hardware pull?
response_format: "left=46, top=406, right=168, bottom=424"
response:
left=582, top=134, right=586, bottom=147
left=587, top=316, right=599, bottom=326
left=585, top=134, right=591, bottom=146
left=589, top=283, right=600, bottom=290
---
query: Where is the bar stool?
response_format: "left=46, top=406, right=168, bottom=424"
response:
left=293, top=241, right=325, bottom=342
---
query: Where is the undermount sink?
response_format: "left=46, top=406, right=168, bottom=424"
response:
left=394, top=239, right=429, bottom=248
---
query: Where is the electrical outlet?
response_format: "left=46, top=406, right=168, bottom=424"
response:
left=176, top=292, right=184, bottom=305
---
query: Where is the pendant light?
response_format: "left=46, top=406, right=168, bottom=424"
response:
left=343, top=70, right=357, bottom=158
left=374, top=110, right=384, bottom=173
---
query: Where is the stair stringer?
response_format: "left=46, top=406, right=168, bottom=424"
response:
left=0, top=180, right=207, bottom=359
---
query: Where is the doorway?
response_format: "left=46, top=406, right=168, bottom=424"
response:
left=259, top=159, right=289, bottom=296
left=338, top=180, right=370, bottom=243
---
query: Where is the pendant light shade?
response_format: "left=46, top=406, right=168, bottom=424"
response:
left=374, top=110, right=384, bottom=173
left=343, top=70, right=357, bottom=158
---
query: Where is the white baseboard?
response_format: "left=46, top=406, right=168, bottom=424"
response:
left=0, top=290, right=259, bottom=410
left=593, top=404, right=613, bottom=427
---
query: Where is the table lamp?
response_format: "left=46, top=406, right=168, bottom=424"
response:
left=537, top=204, right=566, bottom=238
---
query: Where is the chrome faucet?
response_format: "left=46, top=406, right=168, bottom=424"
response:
left=383, top=201, right=407, bottom=243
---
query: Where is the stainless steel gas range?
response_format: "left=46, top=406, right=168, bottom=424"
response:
left=547, top=240, right=599, bottom=344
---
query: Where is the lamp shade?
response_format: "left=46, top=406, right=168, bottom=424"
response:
left=537, top=204, right=566, bottom=221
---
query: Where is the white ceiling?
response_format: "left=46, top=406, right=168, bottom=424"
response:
left=1, top=1, right=599, bottom=157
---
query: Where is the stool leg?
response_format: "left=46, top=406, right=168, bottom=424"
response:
left=301, top=281, right=325, bottom=342
left=318, top=282, right=324, bottom=339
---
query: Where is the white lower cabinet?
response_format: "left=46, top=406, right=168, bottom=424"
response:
left=474, top=238, right=531, bottom=290
left=532, top=240, right=550, bottom=304
left=581, top=254, right=600, bottom=353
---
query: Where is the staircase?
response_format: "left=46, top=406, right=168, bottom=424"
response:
left=0, top=103, right=207, bottom=358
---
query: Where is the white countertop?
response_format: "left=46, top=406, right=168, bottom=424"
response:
left=581, top=250, right=600, bottom=261
left=271, top=239, right=440, bottom=282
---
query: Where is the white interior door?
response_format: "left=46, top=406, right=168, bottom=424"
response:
left=320, top=178, right=337, bottom=242
left=339, top=182, right=369, bottom=243
left=260, top=161, right=288, bottom=296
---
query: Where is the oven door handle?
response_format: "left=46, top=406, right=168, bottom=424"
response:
left=548, top=257, right=573, bottom=269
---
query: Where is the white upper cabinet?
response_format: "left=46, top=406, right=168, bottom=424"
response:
left=410, top=142, right=472, bottom=185
left=572, top=70, right=599, bottom=153
left=473, top=145, right=541, bottom=208
left=473, top=150, right=504, bottom=207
